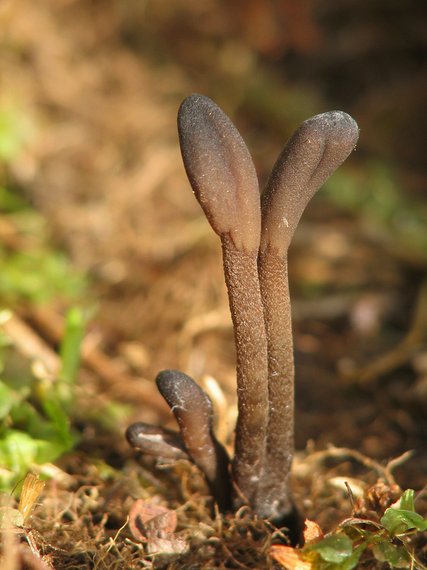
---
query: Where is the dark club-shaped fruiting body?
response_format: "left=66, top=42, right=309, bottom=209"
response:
left=156, top=370, right=232, bottom=512
left=127, top=94, right=359, bottom=526
left=126, top=422, right=189, bottom=461
left=257, top=110, right=359, bottom=519
left=178, top=95, right=269, bottom=510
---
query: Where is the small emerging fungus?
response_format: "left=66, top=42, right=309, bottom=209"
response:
left=125, top=422, right=189, bottom=461
left=127, top=95, right=359, bottom=529
left=156, top=369, right=232, bottom=512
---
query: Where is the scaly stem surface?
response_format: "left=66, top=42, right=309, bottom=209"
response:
left=221, top=237, right=269, bottom=508
left=256, top=252, right=294, bottom=519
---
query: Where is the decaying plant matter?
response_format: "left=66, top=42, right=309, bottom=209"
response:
left=126, top=94, right=359, bottom=526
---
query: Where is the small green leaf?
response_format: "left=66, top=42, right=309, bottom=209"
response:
left=338, top=542, right=367, bottom=570
left=58, top=307, right=86, bottom=405
left=381, top=507, right=427, bottom=535
left=307, top=534, right=353, bottom=564
left=41, top=397, right=76, bottom=450
left=0, top=380, right=17, bottom=419
left=0, top=430, right=58, bottom=471
left=9, top=399, right=52, bottom=439
left=399, top=489, right=415, bottom=512
left=372, top=540, right=410, bottom=568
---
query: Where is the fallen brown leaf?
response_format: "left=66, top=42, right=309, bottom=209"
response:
left=303, top=519, right=323, bottom=544
left=128, top=499, right=187, bottom=555
left=270, top=544, right=312, bottom=570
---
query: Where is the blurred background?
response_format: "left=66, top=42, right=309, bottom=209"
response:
left=0, top=0, right=426, bottom=489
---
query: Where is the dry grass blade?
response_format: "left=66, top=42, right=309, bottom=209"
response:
left=18, top=474, right=45, bottom=525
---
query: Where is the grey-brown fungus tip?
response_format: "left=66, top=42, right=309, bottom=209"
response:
left=125, top=422, right=189, bottom=461
left=156, top=369, right=232, bottom=511
left=156, top=368, right=214, bottom=423
left=261, top=110, right=359, bottom=254
left=305, top=110, right=359, bottom=141
left=178, top=94, right=261, bottom=252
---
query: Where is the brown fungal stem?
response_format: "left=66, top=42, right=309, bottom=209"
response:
left=257, top=111, right=360, bottom=520
left=125, top=422, right=189, bottom=461
left=156, top=369, right=232, bottom=512
left=178, top=94, right=269, bottom=508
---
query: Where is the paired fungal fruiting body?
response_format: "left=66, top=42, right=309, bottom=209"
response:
left=127, top=94, right=359, bottom=526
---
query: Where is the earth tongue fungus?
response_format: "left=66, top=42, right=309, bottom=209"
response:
left=126, top=94, right=359, bottom=529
